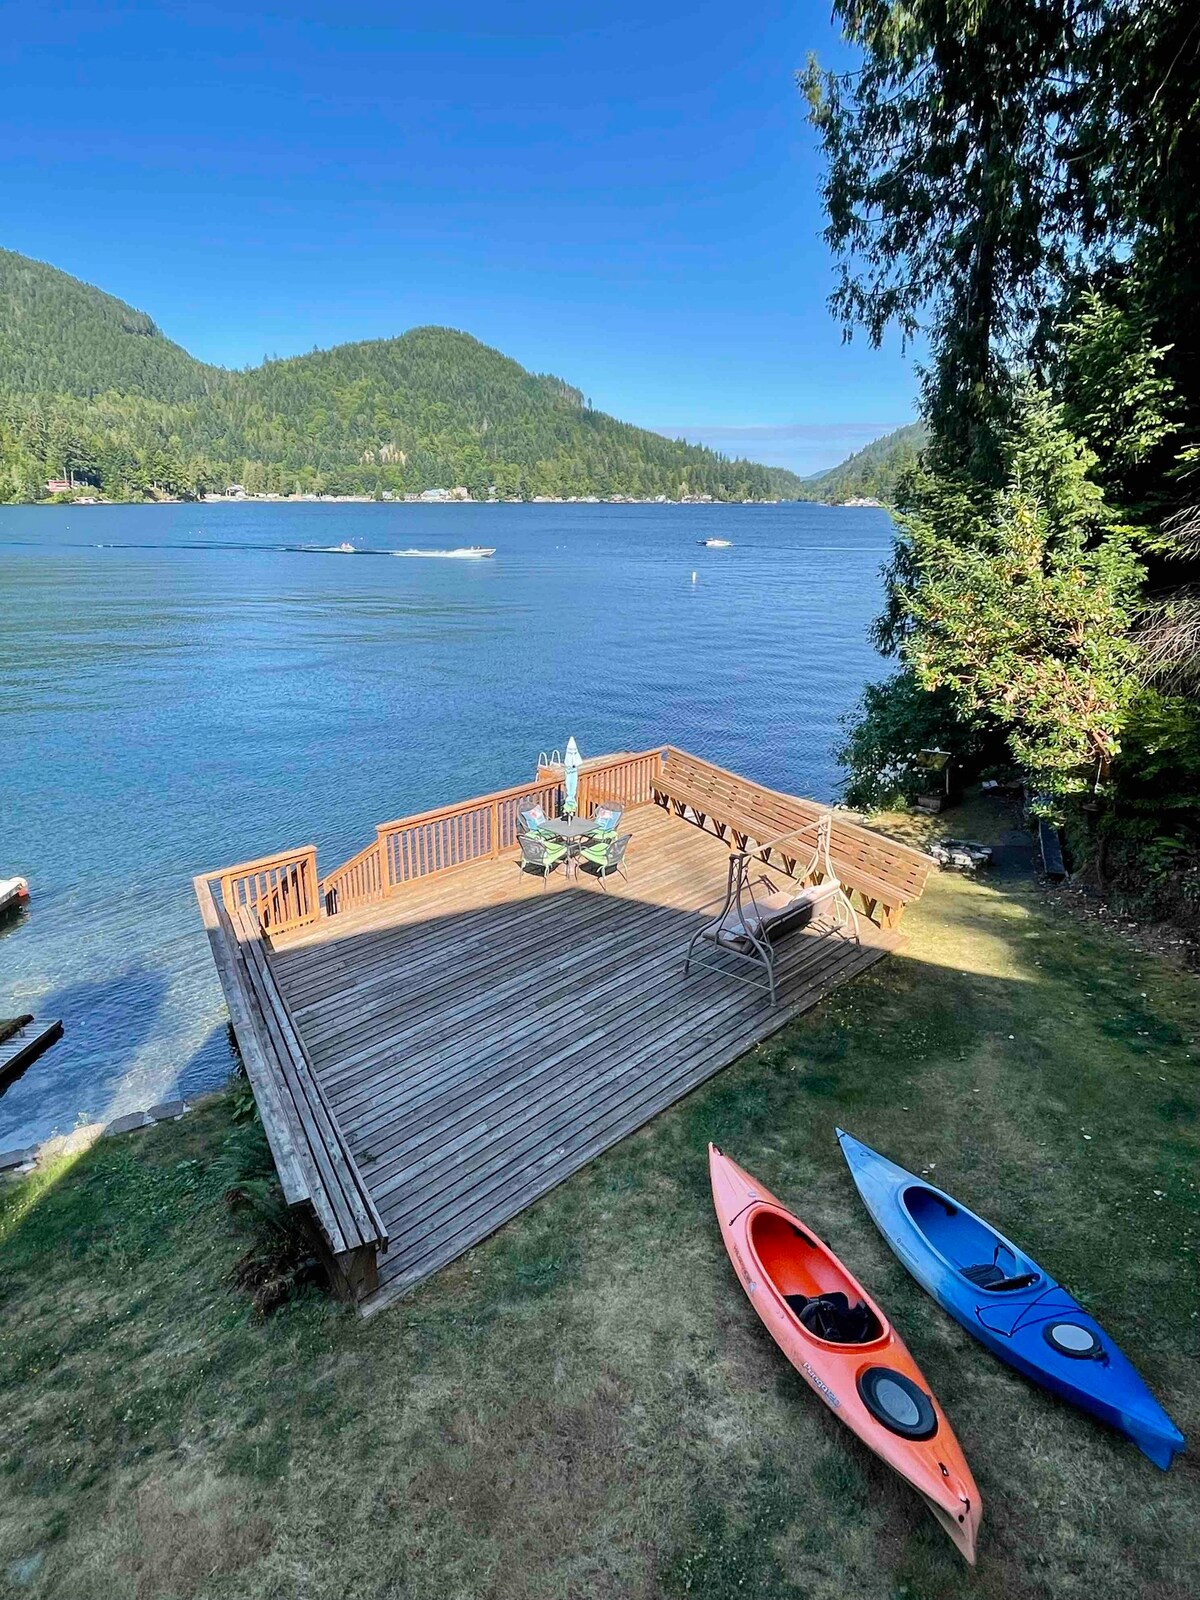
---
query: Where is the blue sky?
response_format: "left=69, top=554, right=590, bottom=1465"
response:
left=3, top=2, right=920, bottom=473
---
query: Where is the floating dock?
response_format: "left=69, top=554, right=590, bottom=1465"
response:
left=0, top=1016, right=64, bottom=1092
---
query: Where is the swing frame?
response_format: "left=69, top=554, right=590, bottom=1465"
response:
left=683, top=814, right=861, bottom=1005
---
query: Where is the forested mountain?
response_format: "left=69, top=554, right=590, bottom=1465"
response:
left=0, top=251, right=803, bottom=502
left=0, top=248, right=219, bottom=403
left=804, top=421, right=925, bottom=503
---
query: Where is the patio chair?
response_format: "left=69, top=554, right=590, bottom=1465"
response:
left=576, top=832, right=631, bottom=891
left=516, top=797, right=549, bottom=837
left=517, top=831, right=568, bottom=888
left=589, top=801, right=624, bottom=840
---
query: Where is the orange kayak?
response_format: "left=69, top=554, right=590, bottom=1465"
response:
left=709, top=1145, right=981, bottom=1563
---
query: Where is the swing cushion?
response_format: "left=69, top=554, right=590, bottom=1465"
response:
left=703, top=880, right=841, bottom=950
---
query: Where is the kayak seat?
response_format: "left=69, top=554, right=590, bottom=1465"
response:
left=962, top=1262, right=1006, bottom=1288
left=963, top=1262, right=1039, bottom=1292
left=785, top=1291, right=881, bottom=1343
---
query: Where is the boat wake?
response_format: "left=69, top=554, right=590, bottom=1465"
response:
left=68, top=539, right=498, bottom=559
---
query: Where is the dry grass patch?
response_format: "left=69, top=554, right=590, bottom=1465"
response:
left=74, top=1469, right=272, bottom=1600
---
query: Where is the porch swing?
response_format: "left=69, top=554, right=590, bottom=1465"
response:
left=683, top=814, right=861, bottom=1006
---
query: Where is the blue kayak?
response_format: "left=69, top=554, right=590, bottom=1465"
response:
left=837, top=1130, right=1185, bottom=1470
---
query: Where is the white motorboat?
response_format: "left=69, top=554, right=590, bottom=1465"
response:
left=392, top=546, right=496, bottom=559
left=0, top=876, right=29, bottom=917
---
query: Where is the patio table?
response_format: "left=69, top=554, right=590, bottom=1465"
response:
left=539, top=817, right=598, bottom=843
left=538, top=816, right=599, bottom=876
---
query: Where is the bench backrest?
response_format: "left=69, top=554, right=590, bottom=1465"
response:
left=659, top=747, right=933, bottom=916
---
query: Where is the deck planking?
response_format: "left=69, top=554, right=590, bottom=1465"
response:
left=268, top=803, right=899, bottom=1310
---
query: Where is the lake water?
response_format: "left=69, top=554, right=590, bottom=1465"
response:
left=0, top=501, right=892, bottom=1149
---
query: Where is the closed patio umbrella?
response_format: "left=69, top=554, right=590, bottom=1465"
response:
left=563, top=736, right=582, bottom=816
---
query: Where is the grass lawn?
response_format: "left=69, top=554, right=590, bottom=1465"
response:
left=2, top=803, right=1197, bottom=1599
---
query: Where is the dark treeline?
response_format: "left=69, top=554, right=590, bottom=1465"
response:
left=805, top=0, right=1200, bottom=932
left=0, top=251, right=802, bottom=503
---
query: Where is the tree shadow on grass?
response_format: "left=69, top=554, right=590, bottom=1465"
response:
left=0, top=1024, right=244, bottom=1286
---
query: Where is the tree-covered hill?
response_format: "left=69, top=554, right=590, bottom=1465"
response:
left=803, top=421, right=926, bottom=504
left=0, top=250, right=804, bottom=502
left=0, top=249, right=221, bottom=404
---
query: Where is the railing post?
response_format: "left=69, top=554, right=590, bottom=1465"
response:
left=490, top=800, right=500, bottom=858
left=300, top=846, right=319, bottom=924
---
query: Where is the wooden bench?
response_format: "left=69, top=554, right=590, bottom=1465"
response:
left=654, top=747, right=934, bottom=929
left=194, top=874, right=388, bottom=1300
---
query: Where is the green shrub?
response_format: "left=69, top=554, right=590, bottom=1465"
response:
left=836, top=668, right=994, bottom=810
left=214, top=1075, right=322, bottom=1314
left=1097, top=690, right=1200, bottom=931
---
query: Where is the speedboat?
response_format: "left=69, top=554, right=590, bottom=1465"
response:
left=700, top=538, right=733, bottom=547
left=392, top=546, right=496, bottom=559
left=0, top=876, right=29, bottom=917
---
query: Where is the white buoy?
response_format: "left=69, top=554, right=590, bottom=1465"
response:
left=691, top=570, right=697, bottom=583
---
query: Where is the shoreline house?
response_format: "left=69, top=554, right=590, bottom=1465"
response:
left=45, top=478, right=72, bottom=494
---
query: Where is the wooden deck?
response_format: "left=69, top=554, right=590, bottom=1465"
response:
left=267, top=802, right=900, bottom=1311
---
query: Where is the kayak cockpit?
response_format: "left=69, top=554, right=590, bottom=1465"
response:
left=902, top=1185, right=1041, bottom=1292
left=748, top=1209, right=885, bottom=1344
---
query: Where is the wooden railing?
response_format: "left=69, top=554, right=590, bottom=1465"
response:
left=322, top=749, right=665, bottom=916
left=210, top=750, right=668, bottom=927
left=654, top=746, right=935, bottom=928
left=218, top=845, right=321, bottom=935
left=375, top=775, right=563, bottom=898
left=320, top=778, right=563, bottom=916
left=575, top=749, right=665, bottom=814
left=320, top=834, right=385, bottom=913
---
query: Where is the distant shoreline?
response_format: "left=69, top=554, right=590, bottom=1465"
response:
left=25, top=492, right=814, bottom=509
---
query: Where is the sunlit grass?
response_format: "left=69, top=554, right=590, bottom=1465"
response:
left=0, top=1146, right=90, bottom=1250
left=0, top=803, right=1196, bottom=1598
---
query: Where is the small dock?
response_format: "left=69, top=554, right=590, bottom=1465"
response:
left=196, top=747, right=933, bottom=1311
left=0, top=1016, right=64, bottom=1092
